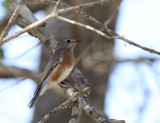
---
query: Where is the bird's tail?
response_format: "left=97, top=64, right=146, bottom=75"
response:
left=28, top=83, right=43, bottom=108
left=28, top=92, right=39, bottom=108
left=28, top=79, right=50, bottom=108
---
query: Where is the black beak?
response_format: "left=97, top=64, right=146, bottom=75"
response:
left=76, top=40, right=81, bottom=43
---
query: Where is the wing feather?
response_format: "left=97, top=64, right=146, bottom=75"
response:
left=34, top=49, right=64, bottom=95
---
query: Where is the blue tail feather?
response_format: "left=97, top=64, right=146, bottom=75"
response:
left=28, top=78, right=49, bottom=108
left=28, top=83, right=43, bottom=108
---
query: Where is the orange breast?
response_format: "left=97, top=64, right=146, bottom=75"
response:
left=50, top=49, right=74, bottom=82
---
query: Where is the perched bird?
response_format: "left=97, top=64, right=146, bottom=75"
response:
left=28, top=39, right=81, bottom=108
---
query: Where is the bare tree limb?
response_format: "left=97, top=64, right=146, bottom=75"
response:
left=117, top=36, right=160, bottom=55
left=0, top=0, right=24, bottom=41
left=69, top=5, right=160, bottom=56
left=53, top=0, right=62, bottom=11
left=115, top=57, right=157, bottom=64
left=8, top=0, right=57, bottom=52
left=26, top=0, right=160, bottom=58
left=78, top=95, right=125, bottom=123
left=2, top=0, right=160, bottom=57
left=3, top=0, right=158, bottom=58
left=56, top=16, right=119, bottom=39
left=0, top=0, right=119, bottom=46
left=63, top=82, right=124, bottom=123
left=69, top=105, right=82, bottom=123
left=71, top=11, right=160, bottom=56
left=38, top=87, right=89, bottom=123
left=39, top=83, right=124, bottom=123
left=0, top=64, right=41, bottom=82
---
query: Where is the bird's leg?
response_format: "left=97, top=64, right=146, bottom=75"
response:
left=58, top=80, right=71, bottom=88
left=58, top=80, right=79, bottom=95
left=58, top=80, right=72, bottom=94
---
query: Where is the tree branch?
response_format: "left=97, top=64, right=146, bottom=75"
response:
left=78, top=95, right=125, bottom=123
left=0, top=0, right=119, bottom=46
left=38, top=87, right=89, bottom=123
left=56, top=16, right=119, bottom=39
left=0, top=0, right=24, bottom=41
left=0, top=64, right=40, bottom=82
left=26, top=0, right=160, bottom=58
left=2, top=0, right=160, bottom=57
left=115, top=57, right=157, bottom=64
left=53, top=0, right=62, bottom=11
left=8, top=0, right=57, bottom=52
left=69, top=105, right=82, bottom=123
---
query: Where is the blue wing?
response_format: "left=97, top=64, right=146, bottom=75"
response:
left=28, top=49, right=64, bottom=108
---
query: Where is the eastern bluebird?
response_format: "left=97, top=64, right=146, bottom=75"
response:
left=28, top=39, right=81, bottom=108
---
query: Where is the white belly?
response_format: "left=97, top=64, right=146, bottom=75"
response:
left=40, top=66, right=73, bottom=96
left=57, top=66, right=73, bottom=82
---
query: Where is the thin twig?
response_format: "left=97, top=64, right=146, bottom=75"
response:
left=58, top=14, right=160, bottom=56
left=103, top=7, right=119, bottom=26
left=0, top=0, right=24, bottom=41
left=30, top=1, right=160, bottom=60
left=75, top=8, right=115, bottom=35
left=0, top=12, right=53, bottom=46
left=117, top=36, right=160, bottom=55
left=5, top=0, right=159, bottom=58
left=73, top=7, right=160, bottom=56
left=38, top=87, right=89, bottom=123
left=53, top=0, right=62, bottom=11
left=84, top=12, right=160, bottom=55
left=0, top=0, right=118, bottom=46
left=64, top=2, right=160, bottom=57
left=58, top=0, right=120, bottom=14
left=9, top=0, right=57, bottom=52
left=115, top=57, right=156, bottom=64
left=57, top=16, right=118, bottom=39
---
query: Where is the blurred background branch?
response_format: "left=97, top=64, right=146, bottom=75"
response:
left=0, top=64, right=41, bottom=82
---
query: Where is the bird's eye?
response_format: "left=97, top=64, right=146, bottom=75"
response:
left=66, top=39, right=70, bottom=43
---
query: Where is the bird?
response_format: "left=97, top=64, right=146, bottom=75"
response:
left=28, top=39, right=81, bottom=108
